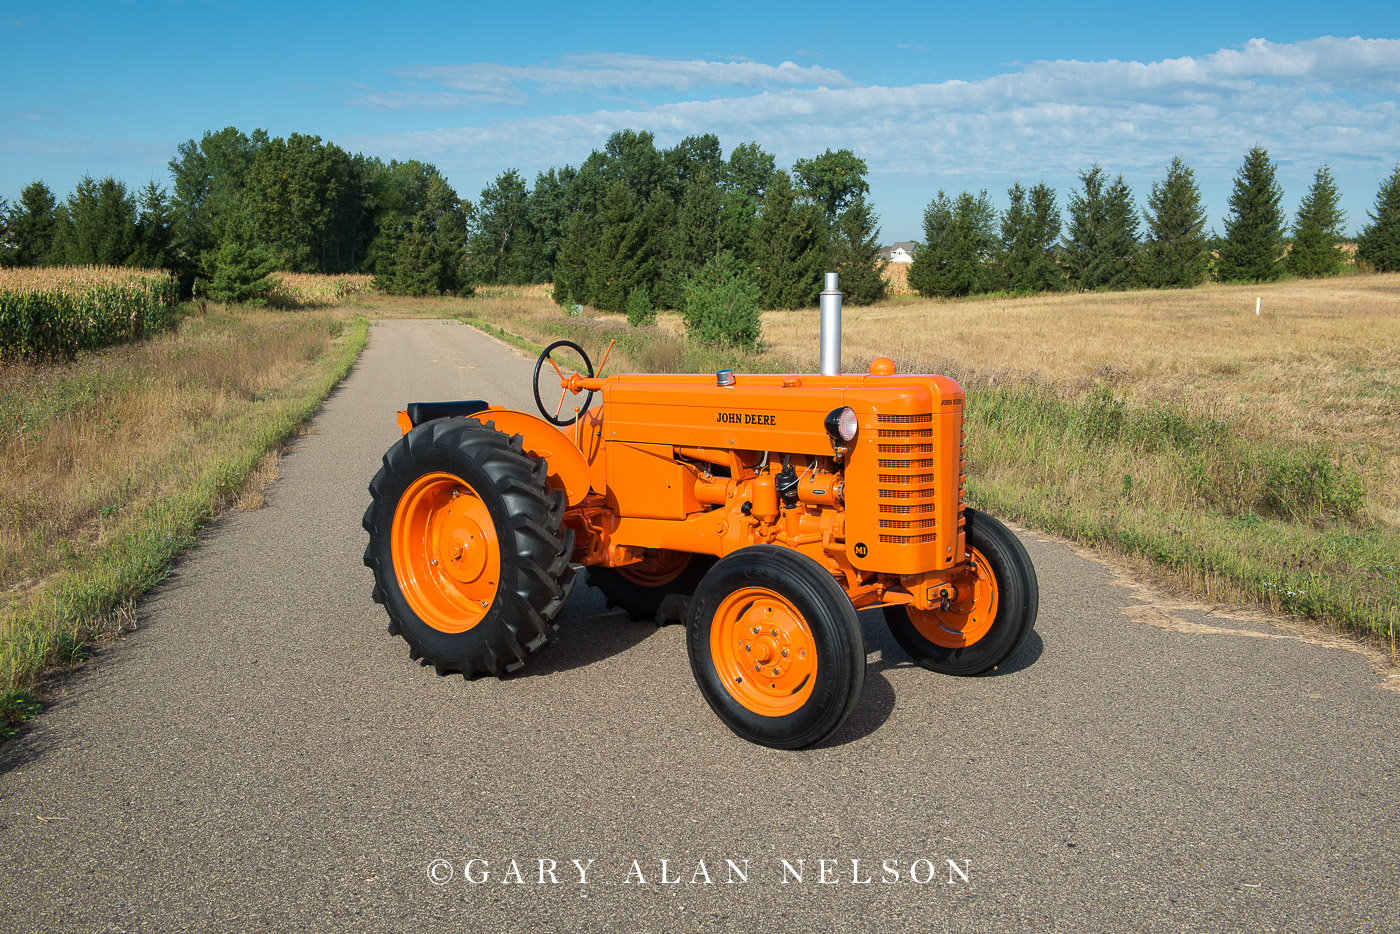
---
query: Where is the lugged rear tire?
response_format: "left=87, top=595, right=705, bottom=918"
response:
left=362, top=417, right=575, bottom=678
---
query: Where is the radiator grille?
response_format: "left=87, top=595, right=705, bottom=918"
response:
left=877, top=518, right=937, bottom=531
left=873, top=407, right=940, bottom=545
left=878, top=503, right=935, bottom=514
left=880, top=533, right=936, bottom=544
left=879, top=473, right=935, bottom=484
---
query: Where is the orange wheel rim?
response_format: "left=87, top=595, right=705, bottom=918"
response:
left=616, top=550, right=690, bottom=587
left=710, top=586, right=816, bottom=716
left=391, top=472, right=501, bottom=634
left=907, top=547, right=999, bottom=648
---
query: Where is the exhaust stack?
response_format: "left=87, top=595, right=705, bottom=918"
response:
left=819, top=272, right=842, bottom=376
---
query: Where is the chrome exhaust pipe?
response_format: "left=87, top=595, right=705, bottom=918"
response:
left=819, top=272, right=842, bottom=376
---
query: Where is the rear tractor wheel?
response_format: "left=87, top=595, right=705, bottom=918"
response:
left=884, top=508, right=1038, bottom=676
left=588, top=550, right=717, bottom=625
left=686, top=546, right=865, bottom=749
left=363, top=418, right=575, bottom=677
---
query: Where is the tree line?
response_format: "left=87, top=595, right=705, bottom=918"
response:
left=908, top=149, right=1400, bottom=299
left=3, top=130, right=1400, bottom=310
left=0, top=128, right=884, bottom=315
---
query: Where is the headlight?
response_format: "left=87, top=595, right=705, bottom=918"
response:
left=825, top=406, right=858, bottom=443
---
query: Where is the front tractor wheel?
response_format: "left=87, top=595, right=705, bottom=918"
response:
left=686, top=546, right=865, bottom=749
left=884, top=508, right=1038, bottom=676
left=363, top=418, right=575, bottom=677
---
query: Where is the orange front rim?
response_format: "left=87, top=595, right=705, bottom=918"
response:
left=907, top=547, right=999, bottom=648
left=710, top=586, right=816, bottom=717
left=391, top=472, right=501, bottom=634
left=616, top=550, right=691, bottom=587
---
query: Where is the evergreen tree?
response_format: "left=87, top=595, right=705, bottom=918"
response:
left=169, top=127, right=266, bottom=289
left=131, top=181, right=175, bottom=269
left=1141, top=157, right=1210, bottom=288
left=1216, top=146, right=1286, bottom=281
left=588, top=181, right=668, bottom=313
left=1356, top=163, right=1400, bottom=273
left=908, top=189, right=998, bottom=298
left=999, top=181, right=1063, bottom=292
left=659, top=174, right=723, bottom=309
left=553, top=212, right=598, bottom=308
left=521, top=165, right=577, bottom=283
left=718, top=142, right=775, bottom=263
left=51, top=175, right=138, bottom=266
left=626, top=283, right=655, bottom=326
left=0, top=197, right=10, bottom=265
left=1062, top=166, right=1138, bottom=289
left=202, top=203, right=276, bottom=304
left=827, top=196, right=887, bottom=304
left=681, top=250, right=762, bottom=349
left=382, top=214, right=443, bottom=296
left=8, top=181, right=59, bottom=266
left=748, top=170, right=825, bottom=309
left=1286, top=165, right=1347, bottom=278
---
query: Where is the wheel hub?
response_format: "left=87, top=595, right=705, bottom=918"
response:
left=907, top=548, right=999, bottom=648
left=391, top=472, right=501, bottom=634
left=711, top=587, right=816, bottom=716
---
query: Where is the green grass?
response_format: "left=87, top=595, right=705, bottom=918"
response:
left=0, top=311, right=367, bottom=736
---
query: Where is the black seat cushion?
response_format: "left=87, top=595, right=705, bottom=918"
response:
left=405, top=399, right=490, bottom=427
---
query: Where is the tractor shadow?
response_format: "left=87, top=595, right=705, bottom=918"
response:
left=819, top=614, right=1044, bottom=747
left=513, top=607, right=663, bottom=678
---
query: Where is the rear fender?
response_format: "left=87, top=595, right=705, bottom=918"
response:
left=475, top=406, right=592, bottom=507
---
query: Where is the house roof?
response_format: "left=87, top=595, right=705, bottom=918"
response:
left=878, top=242, right=918, bottom=258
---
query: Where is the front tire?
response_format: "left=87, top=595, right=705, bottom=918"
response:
left=363, top=418, right=575, bottom=677
left=884, top=508, right=1038, bottom=676
left=687, top=546, right=865, bottom=749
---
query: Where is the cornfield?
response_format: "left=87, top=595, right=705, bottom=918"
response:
left=0, top=266, right=179, bottom=361
left=268, top=272, right=374, bottom=308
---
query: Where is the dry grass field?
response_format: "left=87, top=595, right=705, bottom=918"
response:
left=1, top=301, right=367, bottom=725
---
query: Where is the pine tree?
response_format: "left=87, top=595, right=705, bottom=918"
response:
left=681, top=250, right=762, bottom=349
left=1216, top=146, right=1286, bottom=281
left=1141, top=157, right=1210, bottom=288
left=626, top=283, right=655, bottom=326
left=999, top=181, right=1063, bottom=292
left=203, top=203, right=276, bottom=304
left=827, top=197, right=887, bottom=304
left=9, top=181, right=59, bottom=267
left=1062, top=166, right=1138, bottom=289
left=1356, top=163, right=1400, bottom=273
left=387, top=214, right=443, bottom=297
left=908, top=190, right=997, bottom=298
left=553, top=212, right=597, bottom=308
left=131, top=182, right=175, bottom=269
left=51, top=175, right=139, bottom=266
left=1286, top=166, right=1347, bottom=278
left=659, top=174, right=722, bottom=309
left=748, top=170, right=825, bottom=309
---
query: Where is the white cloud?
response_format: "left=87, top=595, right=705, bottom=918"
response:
left=345, top=37, right=1400, bottom=234
left=396, top=53, right=854, bottom=102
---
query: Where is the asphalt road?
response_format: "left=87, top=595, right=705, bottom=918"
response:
left=2, top=319, right=1397, bottom=933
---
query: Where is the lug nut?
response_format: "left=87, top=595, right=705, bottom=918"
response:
left=744, top=644, right=751, bottom=652
left=773, top=668, right=781, bottom=676
left=754, top=664, right=761, bottom=672
left=781, top=650, right=788, bottom=657
left=770, top=629, right=777, bottom=637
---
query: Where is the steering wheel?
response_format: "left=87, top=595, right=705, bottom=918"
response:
left=533, top=340, right=595, bottom=426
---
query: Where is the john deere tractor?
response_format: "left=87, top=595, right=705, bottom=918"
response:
left=363, top=275, right=1037, bottom=748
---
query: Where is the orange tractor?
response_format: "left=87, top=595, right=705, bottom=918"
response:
left=363, top=274, right=1037, bottom=748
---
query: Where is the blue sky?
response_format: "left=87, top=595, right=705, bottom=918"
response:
left=3, top=1, right=1398, bottom=240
